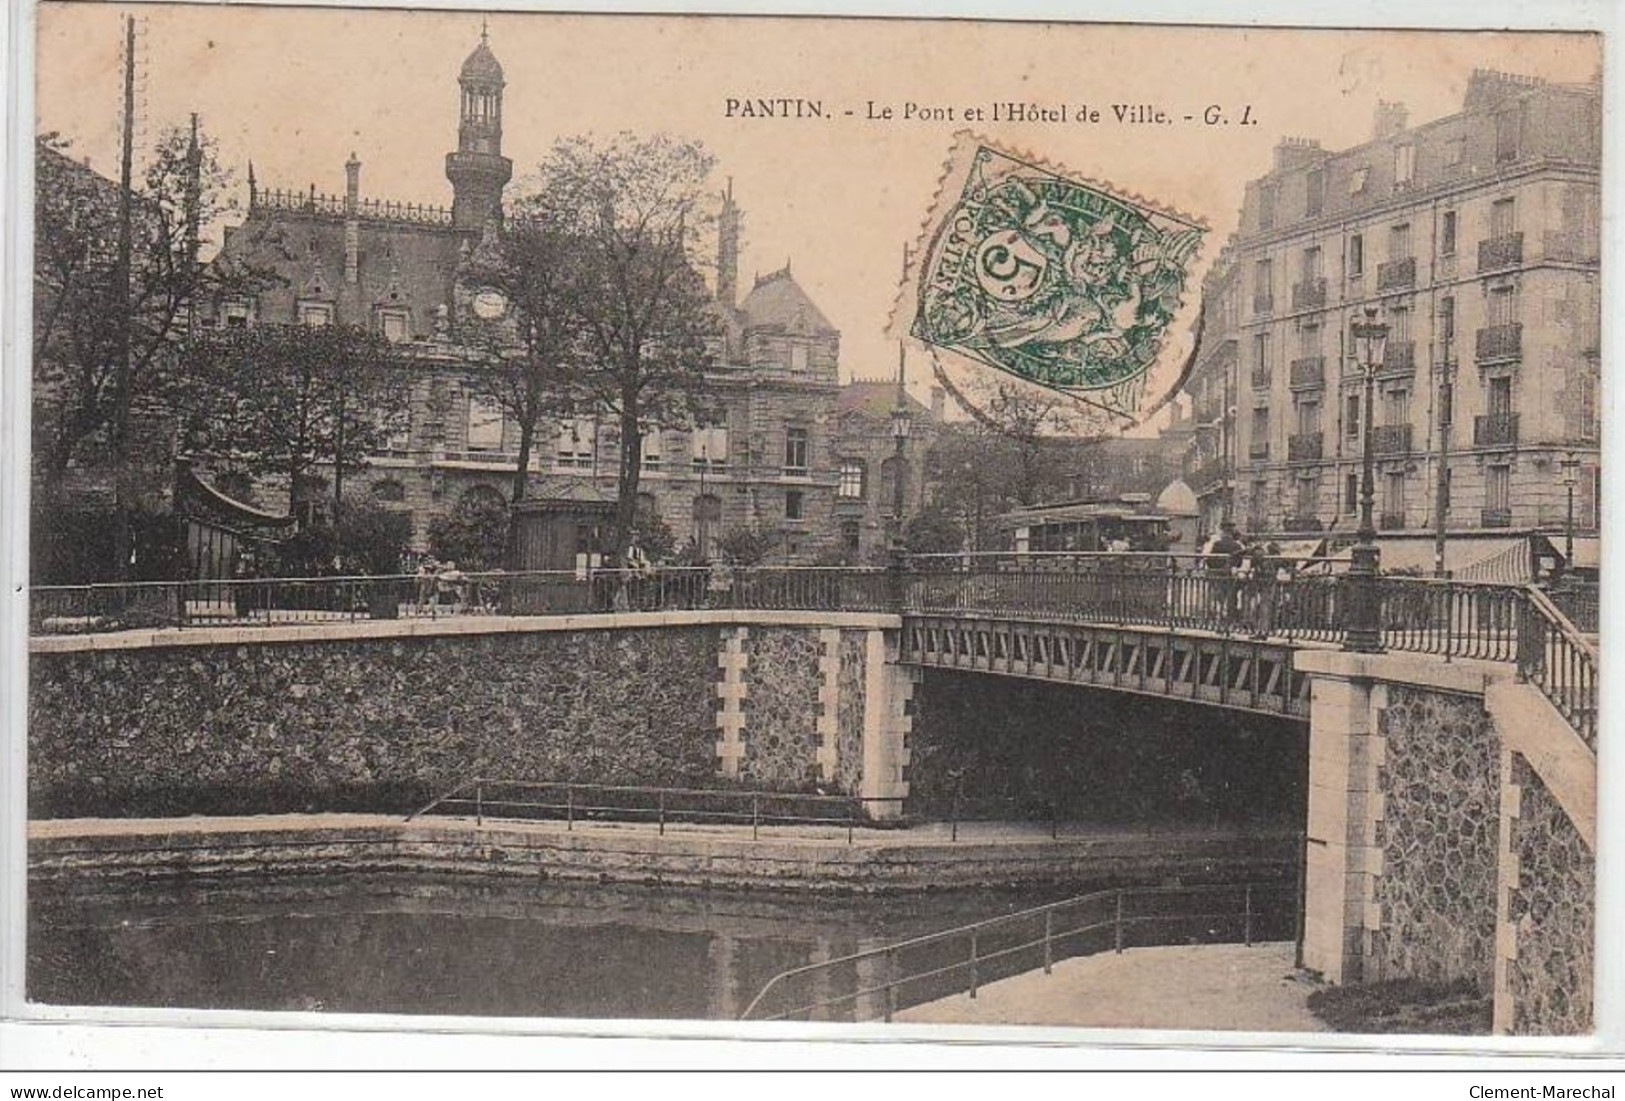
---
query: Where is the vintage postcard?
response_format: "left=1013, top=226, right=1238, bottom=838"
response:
left=9, top=0, right=1610, bottom=1064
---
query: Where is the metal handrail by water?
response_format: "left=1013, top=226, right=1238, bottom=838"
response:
left=739, top=880, right=1297, bottom=1022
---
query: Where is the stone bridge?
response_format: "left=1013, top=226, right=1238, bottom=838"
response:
left=27, top=564, right=1597, bottom=1036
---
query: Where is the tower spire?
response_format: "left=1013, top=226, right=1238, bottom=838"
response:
left=447, top=26, right=512, bottom=231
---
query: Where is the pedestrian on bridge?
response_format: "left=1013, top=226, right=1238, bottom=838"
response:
left=1206, top=521, right=1245, bottom=624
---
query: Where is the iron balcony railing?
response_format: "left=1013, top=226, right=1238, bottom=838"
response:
left=1253, top=292, right=1275, bottom=316
left=1288, top=432, right=1323, bottom=463
left=1250, top=366, right=1272, bottom=391
left=1474, top=412, right=1520, bottom=447
left=1476, top=323, right=1523, bottom=363
left=1379, top=511, right=1407, bottom=530
left=1289, top=356, right=1325, bottom=390
left=1291, top=278, right=1327, bottom=312
left=1481, top=507, right=1514, bottom=528
left=1479, top=232, right=1525, bottom=273
left=1548, top=582, right=1599, bottom=635
left=1376, top=256, right=1417, bottom=291
left=1372, top=423, right=1413, bottom=455
left=739, top=881, right=1298, bottom=1022
left=1248, top=441, right=1271, bottom=461
left=1381, top=341, right=1416, bottom=376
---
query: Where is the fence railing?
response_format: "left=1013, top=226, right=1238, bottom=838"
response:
left=739, top=881, right=1298, bottom=1022
left=408, top=778, right=904, bottom=842
left=1517, top=587, right=1599, bottom=752
left=29, top=566, right=893, bottom=634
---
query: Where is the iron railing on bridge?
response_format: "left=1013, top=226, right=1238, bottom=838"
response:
left=1517, top=586, right=1599, bottom=752
left=739, top=880, right=1298, bottom=1022
left=28, top=566, right=893, bottom=634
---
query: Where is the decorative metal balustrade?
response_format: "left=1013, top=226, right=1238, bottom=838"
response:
left=1381, top=340, right=1416, bottom=376
left=1476, top=323, right=1523, bottom=363
left=1376, top=256, right=1417, bottom=291
left=1289, top=356, right=1325, bottom=390
left=1474, top=412, right=1520, bottom=447
left=1517, top=586, right=1599, bottom=752
left=1478, top=232, right=1524, bottom=273
left=1291, top=278, right=1327, bottom=312
left=1372, top=423, right=1413, bottom=455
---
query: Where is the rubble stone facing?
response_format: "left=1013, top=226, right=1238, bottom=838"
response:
left=737, top=628, right=824, bottom=787
left=834, top=633, right=867, bottom=795
left=28, top=627, right=723, bottom=817
left=1370, top=686, right=1500, bottom=986
left=1508, top=754, right=1594, bottom=1035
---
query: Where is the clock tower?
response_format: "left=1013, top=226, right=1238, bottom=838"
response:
left=445, top=26, right=513, bottom=232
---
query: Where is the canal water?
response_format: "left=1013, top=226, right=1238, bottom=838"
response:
left=28, top=874, right=1080, bottom=1020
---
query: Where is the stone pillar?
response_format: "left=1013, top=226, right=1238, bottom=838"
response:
left=815, top=627, right=842, bottom=782
left=716, top=626, right=749, bottom=778
left=860, top=628, right=915, bottom=820
left=1300, top=667, right=1386, bottom=984
left=707, top=932, right=741, bottom=1021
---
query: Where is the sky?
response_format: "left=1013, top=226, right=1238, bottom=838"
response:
left=32, top=2, right=1600, bottom=432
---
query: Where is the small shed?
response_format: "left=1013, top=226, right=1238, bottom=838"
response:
left=511, top=478, right=617, bottom=574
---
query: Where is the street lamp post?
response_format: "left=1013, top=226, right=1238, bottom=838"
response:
left=1560, top=452, right=1579, bottom=582
left=1345, top=306, right=1388, bottom=654
left=887, top=340, right=912, bottom=612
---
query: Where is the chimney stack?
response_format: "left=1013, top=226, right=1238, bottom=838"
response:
left=1272, top=137, right=1322, bottom=172
left=1373, top=101, right=1409, bottom=141
left=717, top=177, right=739, bottom=310
left=344, top=152, right=361, bottom=285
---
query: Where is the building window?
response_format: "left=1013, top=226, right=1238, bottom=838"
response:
left=1250, top=406, right=1270, bottom=449
left=1439, top=297, right=1456, bottom=351
left=557, top=417, right=596, bottom=468
left=1348, top=234, right=1364, bottom=278
left=790, top=343, right=809, bottom=372
left=1440, top=211, right=1458, bottom=257
left=640, top=428, right=663, bottom=470
left=785, top=489, right=805, bottom=521
left=1384, top=387, right=1410, bottom=427
left=379, top=309, right=410, bottom=343
left=1344, top=472, right=1359, bottom=514
left=378, top=409, right=411, bottom=454
left=1305, top=168, right=1325, bottom=217
left=1389, top=305, right=1410, bottom=346
left=1490, top=197, right=1517, bottom=239
left=1390, top=222, right=1412, bottom=262
left=1488, top=376, right=1513, bottom=419
left=1253, top=259, right=1272, bottom=310
left=466, top=396, right=505, bottom=452
left=1440, top=468, right=1452, bottom=515
left=1295, top=397, right=1321, bottom=436
left=297, top=301, right=333, bottom=327
left=371, top=479, right=406, bottom=503
left=1488, top=284, right=1518, bottom=328
left=1393, top=144, right=1416, bottom=189
left=692, top=494, right=722, bottom=559
left=1345, top=393, right=1362, bottom=441
left=1258, top=185, right=1277, bottom=230
left=1298, top=321, right=1321, bottom=358
left=692, top=424, right=729, bottom=466
left=841, top=518, right=861, bottom=553
left=1384, top=471, right=1406, bottom=519
left=222, top=299, right=252, bottom=328
left=1444, top=136, right=1465, bottom=167
left=838, top=460, right=866, bottom=499
left=784, top=426, right=809, bottom=474
left=1487, top=465, right=1511, bottom=513
left=1349, top=166, right=1370, bottom=196
left=1295, top=475, right=1318, bottom=518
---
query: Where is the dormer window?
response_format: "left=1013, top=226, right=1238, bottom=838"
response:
left=221, top=298, right=253, bottom=328
left=298, top=301, right=333, bottom=327
left=378, top=308, right=411, bottom=343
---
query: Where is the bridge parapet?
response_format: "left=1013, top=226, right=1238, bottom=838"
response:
left=1294, top=649, right=1594, bottom=1036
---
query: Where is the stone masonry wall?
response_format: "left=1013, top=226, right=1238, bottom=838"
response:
left=1506, top=754, right=1594, bottom=1035
left=30, top=627, right=724, bottom=818
left=737, top=628, right=824, bottom=788
left=834, top=632, right=867, bottom=795
left=1369, top=685, right=1501, bottom=987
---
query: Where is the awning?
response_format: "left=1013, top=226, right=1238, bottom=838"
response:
left=1321, top=537, right=1530, bottom=581
left=1568, top=537, right=1600, bottom=570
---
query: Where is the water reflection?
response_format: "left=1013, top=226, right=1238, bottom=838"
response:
left=29, top=875, right=1075, bottom=1020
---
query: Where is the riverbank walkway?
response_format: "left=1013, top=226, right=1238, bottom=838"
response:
left=897, top=940, right=1326, bottom=1032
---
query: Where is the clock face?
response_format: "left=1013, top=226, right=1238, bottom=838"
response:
left=472, top=289, right=508, bottom=320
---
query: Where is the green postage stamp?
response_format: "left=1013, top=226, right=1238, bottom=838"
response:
left=902, top=135, right=1206, bottom=416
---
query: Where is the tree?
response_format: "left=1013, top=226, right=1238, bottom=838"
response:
left=427, top=489, right=510, bottom=572
left=460, top=206, right=585, bottom=538
left=32, top=126, right=264, bottom=508
left=174, top=323, right=410, bottom=528
left=523, top=132, right=721, bottom=568
left=902, top=506, right=966, bottom=556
